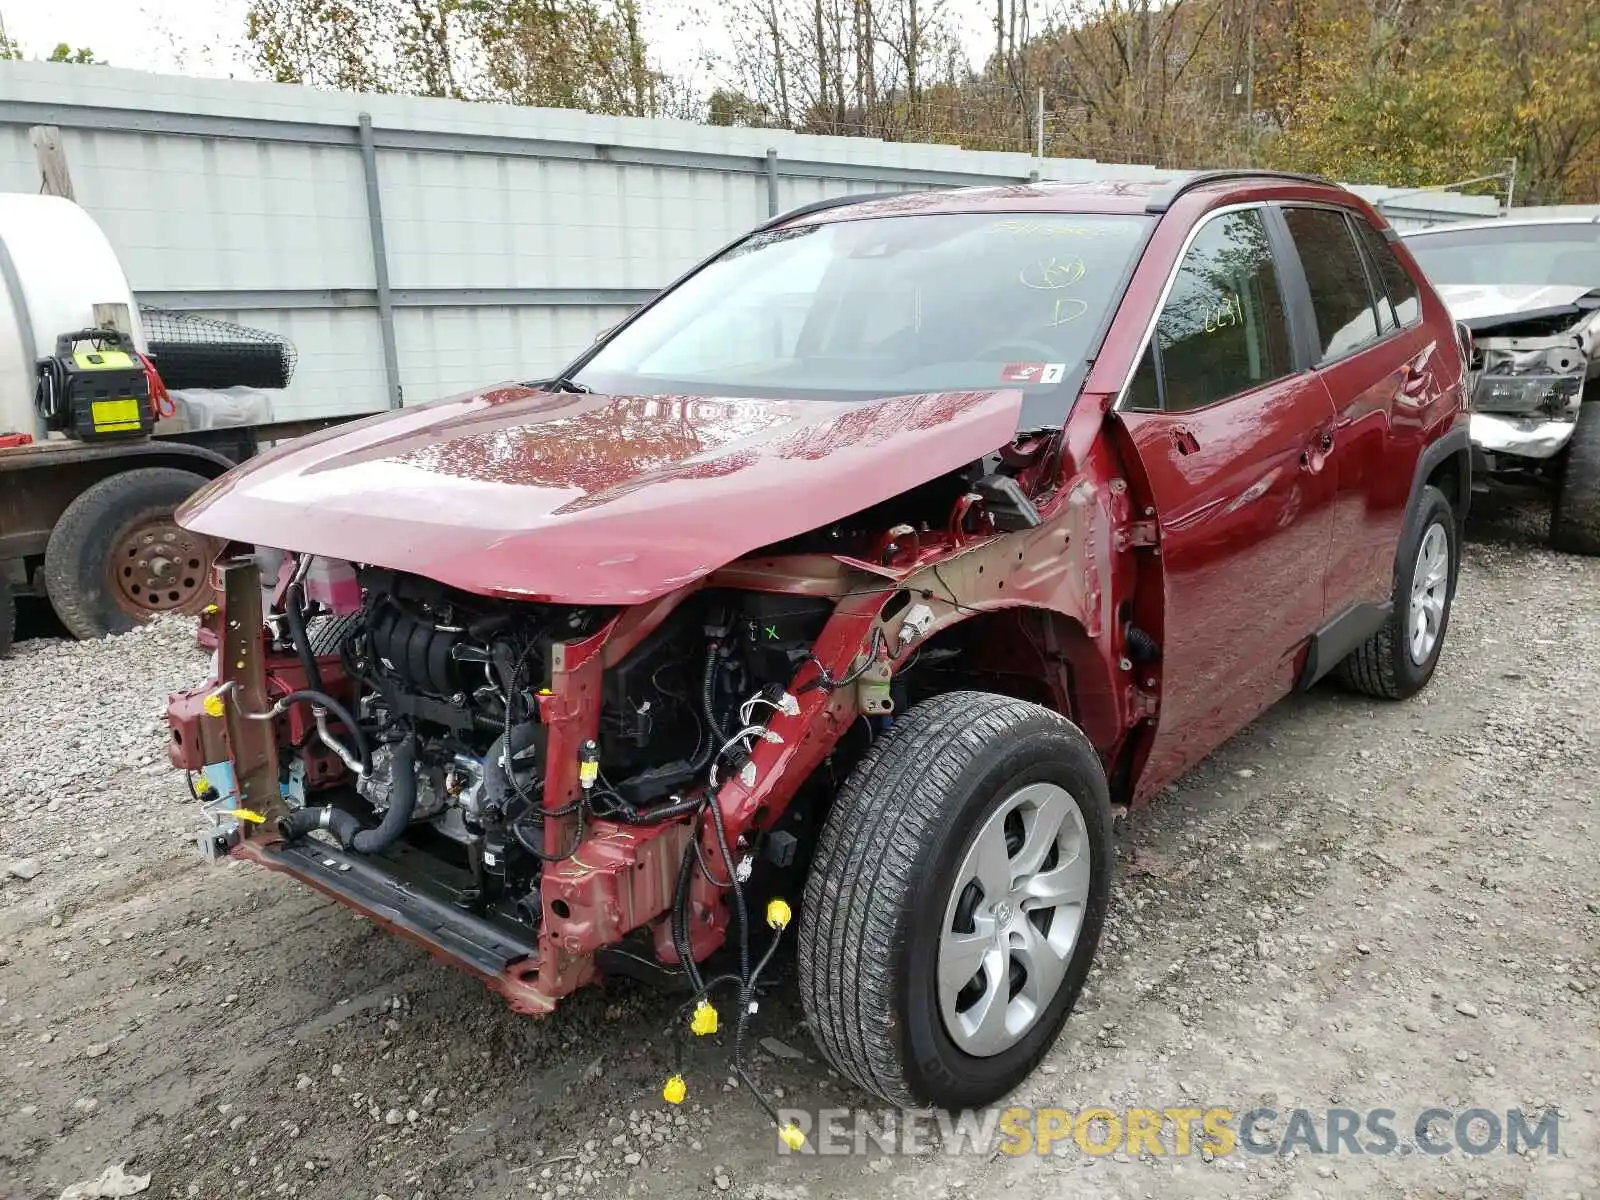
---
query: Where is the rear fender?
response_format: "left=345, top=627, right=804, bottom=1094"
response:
left=1408, top=422, right=1472, bottom=549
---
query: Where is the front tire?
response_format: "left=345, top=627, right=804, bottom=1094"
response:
left=1337, top=483, right=1457, bottom=700
left=797, top=691, right=1112, bottom=1109
left=1551, top=399, right=1600, bottom=555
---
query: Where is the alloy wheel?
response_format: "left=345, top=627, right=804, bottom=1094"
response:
left=937, top=782, right=1091, bottom=1057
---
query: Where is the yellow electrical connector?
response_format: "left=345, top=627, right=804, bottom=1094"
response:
left=202, top=604, right=219, bottom=616
left=778, top=1123, right=806, bottom=1150
left=220, top=808, right=266, bottom=825
left=766, top=898, right=792, bottom=930
left=193, top=776, right=215, bottom=798
left=690, top=999, right=719, bottom=1036
left=578, top=739, right=599, bottom=789
left=662, top=1074, right=687, bottom=1105
left=202, top=693, right=226, bottom=718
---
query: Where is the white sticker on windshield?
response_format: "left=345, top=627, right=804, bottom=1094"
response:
left=1000, top=362, right=1068, bottom=385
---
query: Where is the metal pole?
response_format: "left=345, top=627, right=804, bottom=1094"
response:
left=1035, top=86, right=1045, bottom=174
left=1244, top=17, right=1256, bottom=166
left=1504, top=156, right=1517, bottom=211
left=358, top=113, right=403, bottom=410
left=765, top=148, right=780, bottom=217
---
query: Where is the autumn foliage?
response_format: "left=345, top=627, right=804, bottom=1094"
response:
left=241, top=0, right=1600, bottom=203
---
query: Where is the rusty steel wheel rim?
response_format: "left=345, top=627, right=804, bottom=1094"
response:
left=109, top=518, right=214, bottom=618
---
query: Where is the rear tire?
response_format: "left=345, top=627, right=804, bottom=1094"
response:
left=0, top=569, right=13, bottom=658
left=1337, top=483, right=1457, bottom=700
left=44, top=468, right=216, bottom=640
left=1551, top=399, right=1600, bottom=555
left=797, top=691, right=1112, bottom=1109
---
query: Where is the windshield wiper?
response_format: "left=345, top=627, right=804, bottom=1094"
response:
left=545, top=374, right=593, bottom=394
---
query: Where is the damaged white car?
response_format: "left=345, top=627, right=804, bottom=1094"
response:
left=1404, top=216, right=1599, bottom=553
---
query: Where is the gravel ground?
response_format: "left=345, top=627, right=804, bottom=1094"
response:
left=0, top=491, right=1595, bottom=1200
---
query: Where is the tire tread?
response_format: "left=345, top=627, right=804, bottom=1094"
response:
left=0, top=571, right=13, bottom=658
left=798, top=691, right=1098, bottom=1106
left=1551, top=399, right=1600, bottom=556
left=43, top=467, right=210, bottom=641
left=1336, top=484, right=1455, bottom=701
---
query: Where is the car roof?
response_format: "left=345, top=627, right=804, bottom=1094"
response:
left=1404, top=215, right=1600, bottom=237
left=781, top=171, right=1357, bottom=226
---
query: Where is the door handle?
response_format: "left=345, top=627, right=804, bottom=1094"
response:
left=1301, top=429, right=1333, bottom=473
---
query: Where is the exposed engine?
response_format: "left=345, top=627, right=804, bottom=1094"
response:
left=284, top=563, right=834, bottom=934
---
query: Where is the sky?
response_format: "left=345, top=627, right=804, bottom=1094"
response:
left=3, top=1, right=253, bottom=76
left=2, top=0, right=997, bottom=97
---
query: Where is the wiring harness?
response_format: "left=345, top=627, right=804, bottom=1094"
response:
left=660, top=685, right=807, bottom=1150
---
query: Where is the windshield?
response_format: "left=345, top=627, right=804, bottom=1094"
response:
left=1404, top=223, right=1600, bottom=288
left=574, top=212, right=1152, bottom=425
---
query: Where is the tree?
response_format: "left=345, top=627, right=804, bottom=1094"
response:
left=1265, top=0, right=1600, bottom=201
left=245, top=0, right=467, bottom=94
left=0, top=35, right=102, bottom=64
left=244, top=0, right=673, bottom=115
left=477, top=0, right=665, bottom=115
left=1020, top=1, right=1234, bottom=166
left=47, top=44, right=102, bottom=64
left=237, top=0, right=1600, bottom=201
left=707, top=87, right=776, bottom=127
left=717, top=0, right=963, bottom=138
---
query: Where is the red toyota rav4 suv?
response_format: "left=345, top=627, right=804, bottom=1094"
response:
left=168, top=170, right=1469, bottom=1124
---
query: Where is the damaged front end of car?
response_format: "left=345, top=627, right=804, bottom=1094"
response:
left=167, top=550, right=851, bottom=1018
left=1454, top=290, right=1600, bottom=470
left=162, top=383, right=1131, bottom=1057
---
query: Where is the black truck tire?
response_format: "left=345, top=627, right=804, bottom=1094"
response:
left=797, top=691, right=1113, bottom=1110
left=1337, top=484, right=1457, bottom=700
left=0, top=570, right=13, bottom=658
left=44, top=467, right=215, bottom=640
left=1551, top=399, right=1600, bottom=556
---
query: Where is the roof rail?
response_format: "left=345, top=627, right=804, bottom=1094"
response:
left=1144, top=169, right=1334, bottom=214
left=760, top=191, right=908, bottom=229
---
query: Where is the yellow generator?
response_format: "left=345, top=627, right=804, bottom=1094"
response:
left=35, top=327, right=154, bottom=441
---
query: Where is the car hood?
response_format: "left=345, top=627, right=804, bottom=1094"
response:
left=179, top=384, right=1024, bottom=604
left=1433, top=283, right=1597, bottom=327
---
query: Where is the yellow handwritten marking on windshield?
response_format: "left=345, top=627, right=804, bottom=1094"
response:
left=1020, top=256, right=1086, bottom=290
left=1048, top=297, right=1090, bottom=325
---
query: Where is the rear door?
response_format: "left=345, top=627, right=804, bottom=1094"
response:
left=1278, top=205, right=1436, bottom=618
left=1115, top=206, right=1339, bottom=787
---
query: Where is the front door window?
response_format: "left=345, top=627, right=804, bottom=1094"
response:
left=1129, top=208, right=1293, bottom=412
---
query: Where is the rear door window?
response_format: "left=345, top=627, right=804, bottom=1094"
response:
left=1138, top=207, right=1293, bottom=412
left=1284, top=207, right=1382, bottom=361
left=1352, top=219, right=1422, bottom=328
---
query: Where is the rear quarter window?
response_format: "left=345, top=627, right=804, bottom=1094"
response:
left=1352, top=219, right=1422, bottom=328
